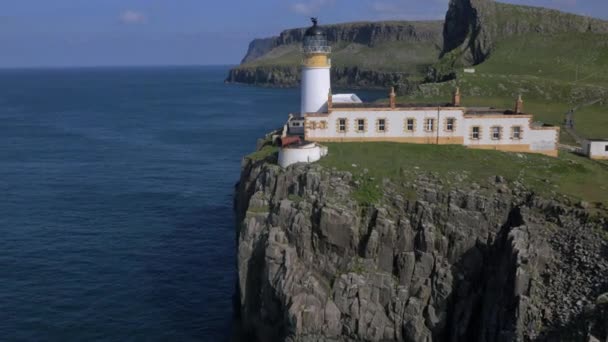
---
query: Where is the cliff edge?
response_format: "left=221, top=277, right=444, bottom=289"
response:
left=226, top=21, right=443, bottom=89
left=228, top=0, right=608, bottom=89
left=430, top=0, right=608, bottom=79
left=234, top=143, right=608, bottom=341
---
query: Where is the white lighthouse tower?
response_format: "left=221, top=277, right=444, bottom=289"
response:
left=300, top=18, right=332, bottom=115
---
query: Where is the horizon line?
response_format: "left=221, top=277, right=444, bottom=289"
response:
left=0, top=64, right=238, bottom=71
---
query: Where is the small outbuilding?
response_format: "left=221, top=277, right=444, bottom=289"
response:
left=582, top=139, right=608, bottom=160
left=277, top=136, right=328, bottom=168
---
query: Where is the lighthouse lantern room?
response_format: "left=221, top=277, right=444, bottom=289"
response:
left=300, top=18, right=332, bottom=115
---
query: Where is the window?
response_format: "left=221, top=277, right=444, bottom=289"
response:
left=405, top=118, right=415, bottom=132
left=491, top=126, right=502, bottom=140
left=338, top=118, right=347, bottom=133
left=319, top=120, right=328, bottom=129
left=512, top=126, right=522, bottom=140
left=472, top=126, right=480, bottom=140
left=446, top=118, right=455, bottom=132
left=377, top=118, right=386, bottom=132
left=356, top=118, right=366, bottom=133
left=425, top=118, right=435, bottom=132
left=605, top=145, right=608, bottom=152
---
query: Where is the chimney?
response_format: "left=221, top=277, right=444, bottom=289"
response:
left=453, top=87, right=461, bottom=107
left=515, top=94, right=524, bottom=114
left=327, top=89, right=332, bottom=112
left=389, top=87, right=396, bottom=109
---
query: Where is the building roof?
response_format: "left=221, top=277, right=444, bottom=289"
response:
left=332, top=94, right=362, bottom=104
left=464, top=107, right=519, bottom=115
left=330, top=102, right=533, bottom=116
left=331, top=102, right=455, bottom=109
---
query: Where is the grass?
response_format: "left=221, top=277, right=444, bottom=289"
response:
left=242, top=32, right=608, bottom=140
left=287, top=194, right=303, bottom=203
left=406, top=32, right=608, bottom=141
left=477, top=33, right=608, bottom=86
left=352, top=177, right=383, bottom=205
left=239, top=40, right=441, bottom=77
left=574, top=104, right=608, bottom=139
left=318, top=142, right=608, bottom=206
left=246, top=145, right=278, bottom=162
left=247, top=205, right=270, bottom=214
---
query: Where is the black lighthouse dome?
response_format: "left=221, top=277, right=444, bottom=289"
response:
left=305, top=18, right=325, bottom=37
left=302, top=18, right=331, bottom=53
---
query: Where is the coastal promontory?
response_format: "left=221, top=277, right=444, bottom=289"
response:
left=233, top=140, right=608, bottom=341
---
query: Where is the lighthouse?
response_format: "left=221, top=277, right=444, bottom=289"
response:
left=300, top=18, right=331, bottom=115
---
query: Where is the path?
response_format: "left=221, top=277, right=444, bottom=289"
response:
left=563, top=98, right=604, bottom=145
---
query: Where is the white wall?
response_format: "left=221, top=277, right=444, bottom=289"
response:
left=288, top=118, right=305, bottom=135
left=304, top=110, right=558, bottom=154
left=278, top=143, right=327, bottom=168
left=463, top=116, right=534, bottom=146
left=587, top=141, right=608, bottom=159
left=529, top=129, right=558, bottom=152
left=305, top=109, right=465, bottom=140
left=301, top=67, right=331, bottom=114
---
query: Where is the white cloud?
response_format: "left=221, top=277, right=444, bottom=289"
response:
left=290, top=0, right=336, bottom=15
left=119, top=10, right=147, bottom=24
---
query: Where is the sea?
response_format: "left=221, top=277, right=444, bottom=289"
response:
left=0, top=66, right=383, bottom=341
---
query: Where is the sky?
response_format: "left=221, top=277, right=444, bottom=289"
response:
left=0, top=0, right=606, bottom=68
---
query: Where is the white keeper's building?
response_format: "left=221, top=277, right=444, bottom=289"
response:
left=278, top=19, right=560, bottom=168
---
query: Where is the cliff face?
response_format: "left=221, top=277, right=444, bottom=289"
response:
left=227, top=21, right=443, bottom=89
left=441, top=0, right=608, bottom=66
left=242, top=21, right=443, bottom=63
left=241, top=38, right=276, bottom=64
left=234, top=155, right=608, bottom=341
left=226, top=66, right=422, bottom=90
left=230, top=0, right=608, bottom=88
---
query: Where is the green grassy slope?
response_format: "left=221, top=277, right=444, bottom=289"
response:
left=244, top=40, right=441, bottom=76
left=477, top=33, right=608, bottom=85
left=405, top=32, right=608, bottom=140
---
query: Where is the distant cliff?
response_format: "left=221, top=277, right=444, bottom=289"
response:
left=431, top=0, right=608, bottom=79
left=226, top=66, right=424, bottom=90
left=240, top=38, right=276, bottom=64
left=226, top=21, right=444, bottom=89
left=228, top=0, right=608, bottom=89
left=234, top=143, right=608, bottom=342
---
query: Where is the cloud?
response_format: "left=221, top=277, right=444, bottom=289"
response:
left=290, top=0, right=336, bottom=15
left=119, top=10, right=146, bottom=24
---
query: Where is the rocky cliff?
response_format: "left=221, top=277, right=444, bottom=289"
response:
left=226, top=21, right=443, bottom=89
left=437, top=0, right=608, bottom=74
left=229, top=0, right=608, bottom=88
left=225, top=66, right=423, bottom=90
left=241, top=38, right=277, bottom=64
left=234, top=147, right=608, bottom=341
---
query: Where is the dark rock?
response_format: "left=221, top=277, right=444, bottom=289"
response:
left=234, top=151, right=608, bottom=341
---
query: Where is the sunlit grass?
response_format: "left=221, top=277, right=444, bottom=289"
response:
left=319, top=142, right=608, bottom=206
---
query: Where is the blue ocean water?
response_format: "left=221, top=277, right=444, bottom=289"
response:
left=0, top=66, right=382, bottom=341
